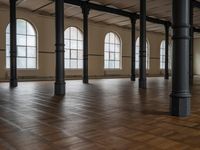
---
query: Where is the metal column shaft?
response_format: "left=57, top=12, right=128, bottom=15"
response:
left=139, top=0, right=147, bottom=89
left=171, top=0, right=191, bottom=117
left=54, top=0, right=66, bottom=95
left=10, top=0, right=18, bottom=88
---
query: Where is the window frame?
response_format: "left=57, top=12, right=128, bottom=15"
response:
left=160, top=40, right=166, bottom=70
left=160, top=40, right=172, bottom=71
left=5, top=18, right=38, bottom=70
left=104, top=32, right=122, bottom=70
left=64, top=26, right=83, bottom=70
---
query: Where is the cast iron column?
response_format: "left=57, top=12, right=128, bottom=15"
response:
left=54, top=0, right=65, bottom=95
left=10, top=0, right=18, bottom=87
left=189, top=1, right=194, bottom=86
left=82, top=2, right=90, bottom=84
left=171, top=0, right=191, bottom=117
left=139, top=0, right=147, bottom=89
left=165, top=23, right=169, bottom=80
left=131, top=17, right=136, bottom=81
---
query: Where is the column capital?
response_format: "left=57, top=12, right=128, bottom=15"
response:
left=81, top=1, right=90, bottom=16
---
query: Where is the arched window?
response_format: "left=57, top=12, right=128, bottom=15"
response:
left=104, top=32, right=121, bottom=69
left=160, top=40, right=165, bottom=69
left=135, top=38, right=150, bottom=69
left=64, top=27, right=83, bottom=69
left=160, top=40, right=172, bottom=70
left=6, top=19, right=37, bottom=69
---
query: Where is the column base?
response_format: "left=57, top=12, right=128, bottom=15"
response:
left=139, top=78, right=146, bottom=89
left=131, top=76, right=135, bottom=81
left=165, top=76, right=169, bottom=80
left=10, top=79, right=18, bottom=88
left=83, top=78, right=89, bottom=84
left=170, top=92, right=191, bottom=117
left=55, top=82, right=66, bottom=96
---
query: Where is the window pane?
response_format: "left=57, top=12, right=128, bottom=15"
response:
left=78, top=51, right=83, bottom=59
left=6, top=57, right=10, bottom=68
left=109, top=61, right=114, bottom=68
left=18, top=46, right=26, bottom=57
left=78, top=60, right=83, bottom=68
left=65, top=50, right=70, bottom=59
left=105, top=44, right=109, bottom=51
left=27, top=58, right=36, bottom=68
left=71, top=27, right=78, bottom=40
left=17, top=58, right=26, bottom=68
left=115, top=61, right=120, bottom=69
left=27, top=23, right=35, bottom=35
left=6, top=46, right=10, bottom=57
left=105, top=35, right=109, bottom=43
left=27, top=36, right=36, bottom=46
left=70, top=40, right=77, bottom=49
left=136, top=62, right=139, bottom=69
left=17, top=19, right=26, bottom=35
left=65, top=29, right=70, bottom=39
left=110, top=33, right=115, bottom=43
left=6, top=24, right=10, bottom=34
left=110, top=53, right=115, bottom=60
left=71, top=60, right=77, bottom=68
left=6, top=34, right=10, bottom=45
left=105, top=52, right=109, bottom=60
left=136, top=55, right=139, bottom=61
left=65, top=40, right=70, bottom=49
left=27, top=47, right=36, bottom=57
left=110, top=44, right=115, bottom=52
left=115, top=36, right=120, bottom=44
left=17, top=35, right=26, bottom=46
left=115, top=53, right=120, bottom=60
left=105, top=61, right=109, bottom=68
left=71, top=50, right=77, bottom=59
left=78, top=41, right=83, bottom=50
left=65, top=59, right=70, bottom=68
left=78, top=31, right=83, bottom=40
left=115, top=44, right=120, bottom=53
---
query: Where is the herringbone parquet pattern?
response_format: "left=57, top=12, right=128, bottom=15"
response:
left=0, top=77, right=199, bottom=150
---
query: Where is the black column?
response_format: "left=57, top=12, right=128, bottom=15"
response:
left=82, top=2, right=90, bottom=84
left=10, top=0, right=18, bottom=87
left=54, top=0, right=65, bottom=95
left=131, top=17, right=136, bottom=81
left=189, top=1, right=194, bottom=86
left=139, top=0, right=147, bottom=89
left=165, top=23, right=169, bottom=80
left=171, top=0, right=191, bottom=117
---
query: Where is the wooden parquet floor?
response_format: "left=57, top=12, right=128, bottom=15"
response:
left=0, top=77, right=200, bottom=150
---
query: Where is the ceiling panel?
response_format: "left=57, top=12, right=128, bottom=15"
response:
left=0, top=0, right=200, bottom=34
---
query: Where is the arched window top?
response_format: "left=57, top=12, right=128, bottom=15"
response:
left=6, top=19, right=36, bottom=36
left=160, top=40, right=165, bottom=49
left=6, top=19, right=37, bottom=69
left=104, top=32, right=122, bottom=69
left=105, top=32, right=121, bottom=45
left=136, top=37, right=150, bottom=49
left=65, top=26, right=83, bottom=41
left=160, top=40, right=172, bottom=70
left=64, top=26, right=83, bottom=69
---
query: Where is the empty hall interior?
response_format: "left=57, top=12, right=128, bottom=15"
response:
left=1, top=0, right=200, bottom=149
